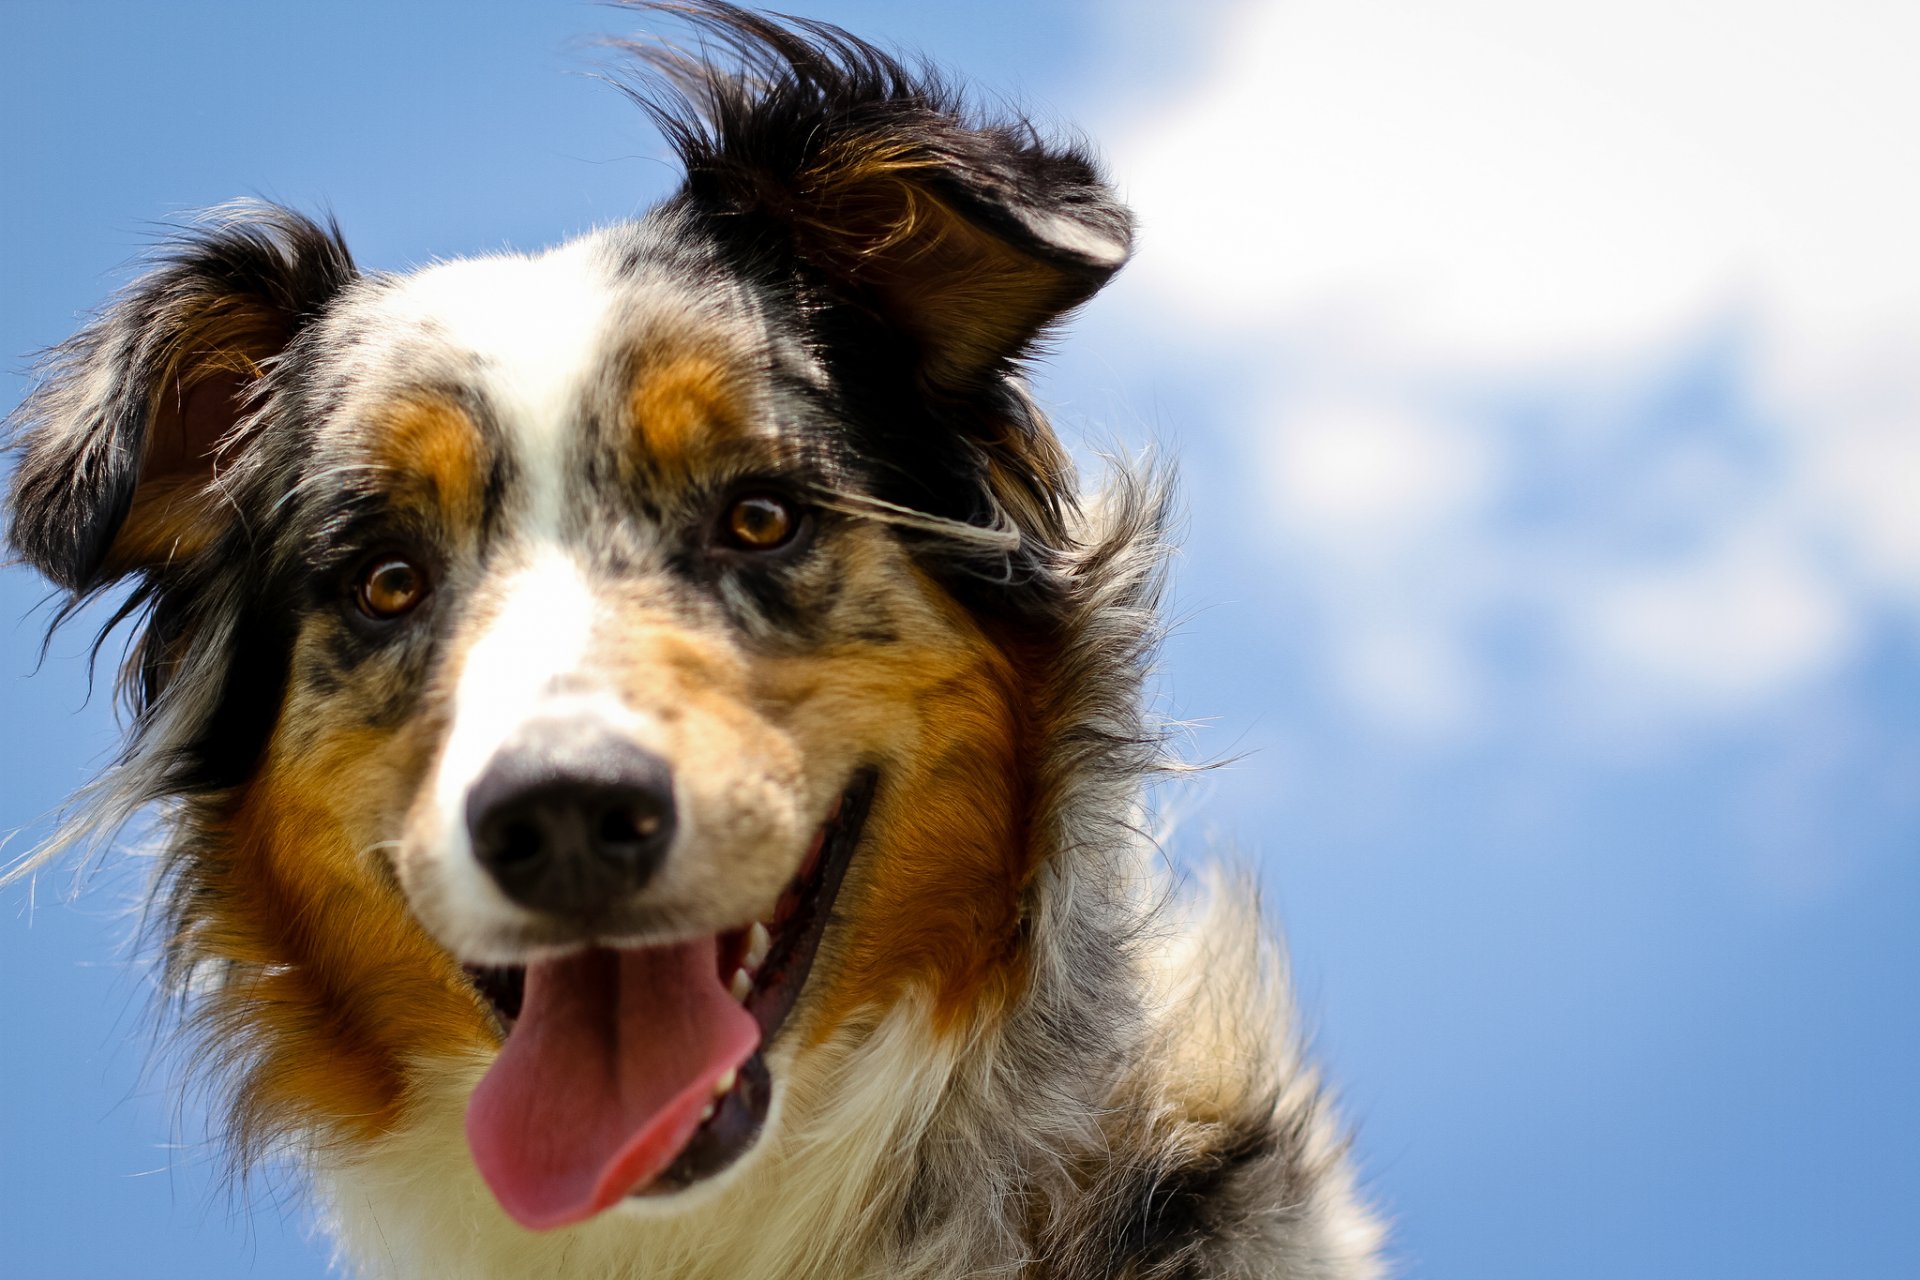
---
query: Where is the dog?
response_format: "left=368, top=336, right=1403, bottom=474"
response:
left=4, top=5, right=1382, bottom=1276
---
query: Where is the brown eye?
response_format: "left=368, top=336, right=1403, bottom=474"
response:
left=356, top=555, right=427, bottom=620
left=723, top=493, right=799, bottom=551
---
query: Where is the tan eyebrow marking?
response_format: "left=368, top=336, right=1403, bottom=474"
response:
left=628, top=346, right=750, bottom=479
left=372, top=395, right=486, bottom=531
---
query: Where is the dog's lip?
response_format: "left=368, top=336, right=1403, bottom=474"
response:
left=460, top=767, right=878, bottom=1197
left=734, top=766, right=877, bottom=1043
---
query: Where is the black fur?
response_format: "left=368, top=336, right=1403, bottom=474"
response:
left=5, top=207, right=356, bottom=797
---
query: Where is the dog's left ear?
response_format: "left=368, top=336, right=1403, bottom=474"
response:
left=6, top=205, right=355, bottom=595
left=644, top=9, right=1133, bottom=394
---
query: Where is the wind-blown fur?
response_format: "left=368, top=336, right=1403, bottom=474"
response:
left=4, top=5, right=1383, bottom=1276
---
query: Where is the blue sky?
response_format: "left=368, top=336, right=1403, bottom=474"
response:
left=4, top=2, right=1917, bottom=1276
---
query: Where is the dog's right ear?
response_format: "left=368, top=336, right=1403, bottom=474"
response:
left=6, top=204, right=355, bottom=594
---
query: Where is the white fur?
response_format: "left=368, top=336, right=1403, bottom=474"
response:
left=380, top=243, right=616, bottom=536
left=413, top=548, right=603, bottom=960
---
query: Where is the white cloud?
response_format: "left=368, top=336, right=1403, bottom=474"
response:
left=1263, top=401, right=1496, bottom=552
left=1109, top=0, right=1920, bottom=361
left=1091, top=0, right=1920, bottom=737
left=1580, top=531, right=1859, bottom=709
left=1776, top=330, right=1920, bottom=607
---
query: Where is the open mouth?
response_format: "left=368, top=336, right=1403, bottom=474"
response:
left=460, top=768, right=877, bottom=1229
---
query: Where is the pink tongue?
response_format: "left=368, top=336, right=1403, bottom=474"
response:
left=465, top=939, right=760, bottom=1230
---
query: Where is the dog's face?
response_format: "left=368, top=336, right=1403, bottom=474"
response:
left=242, top=232, right=1050, bottom=1225
left=304, top=239, right=970, bottom=960
left=5, top=8, right=1131, bottom=1235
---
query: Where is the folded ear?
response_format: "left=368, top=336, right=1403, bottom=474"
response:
left=630, top=5, right=1133, bottom=394
left=6, top=204, right=356, bottom=593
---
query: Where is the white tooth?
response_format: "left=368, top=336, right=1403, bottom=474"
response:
left=700, top=1103, right=715, bottom=1122
left=730, top=968, right=753, bottom=1003
left=745, top=922, right=772, bottom=970
left=713, top=1068, right=737, bottom=1097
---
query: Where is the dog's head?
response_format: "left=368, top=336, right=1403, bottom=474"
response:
left=6, top=3, right=1130, bottom=1230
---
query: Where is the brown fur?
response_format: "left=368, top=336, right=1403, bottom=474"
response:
left=628, top=346, right=754, bottom=478
left=171, top=719, right=493, bottom=1160
left=369, top=396, right=489, bottom=533
left=764, top=589, right=1041, bottom=1035
left=792, top=141, right=1091, bottom=390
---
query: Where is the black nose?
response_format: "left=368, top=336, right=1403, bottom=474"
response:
left=465, top=721, right=676, bottom=916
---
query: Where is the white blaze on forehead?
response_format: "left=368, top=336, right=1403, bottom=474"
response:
left=429, top=548, right=600, bottom=929
left=382, top=240, right=615, bottom=531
